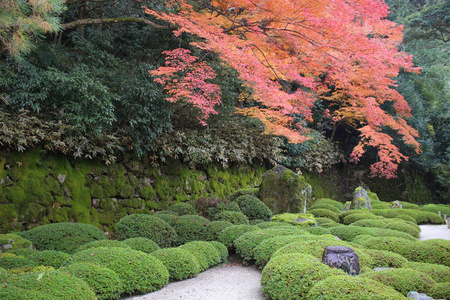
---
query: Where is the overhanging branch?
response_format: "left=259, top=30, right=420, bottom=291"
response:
left=62, top=17, right=171, bottom=30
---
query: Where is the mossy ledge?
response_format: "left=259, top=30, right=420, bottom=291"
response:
left=0, top=149, right=266, bottom=235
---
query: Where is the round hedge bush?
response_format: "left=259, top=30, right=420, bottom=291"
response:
left=76, top=240, right=129, bottom=252
left=399, top=239, right=450, bottom=266
left=359, top=236, right=415, bottom=254
left=115, top=213, right=178, bottom=248
left=342, top=213, right=379, bottom=225
left=8, top=248, right=37, bottom=257
left=154, top=213, right=179, bottom=226
left=59, top=263, right=124, bottom=300
left=255, top=222, right=294, bottom=229
left=371, top=227, right=417, bottom=241
left=178, top=241, right=221, bottom=271
left=261, top=253, right=344, bottom=300
left=429, top=282, right=450, bottom=300
left=305, top=226, right=331, bottom=236
left=314, top=217, right=337, bottom=226
left=396, top=214, right=417, bottom=224
left=351, top=219, right=420, bottom=238
left=419, top=204, right=450, bottom=215
left=19, top=222, right=107, bottom=254
left=172, top=215, right=210, bottom=244
left=68, top=247, right=169, bottom=295
left=311, top=198, right=345, bottom=211
left=339, top=210, right=373, bottom=223
left=214, top=210, right=249, bottom=225
left=218, top=225, right=259, bottom=248
left=0, top=253, right=36, bottom=270
left=404, top=261, right=450, bottom=283
left=121, top=237, right=160, bottom=253
left=360, top=268, right=437, bottom=295
left=308, top=203, right=341, bottom=214
left=254, top=235, right=305, bottom=268
left=169, top=203, right=197, bottom=216
left=3, top=270, right=96, bottom=299
left=204, top=221, right=233, bottom=241
left=363, top=249, right=408, bottom=268
left=234, top=195, right=273, bottom=221
left=305, top=275, right=407, bottom=300
left=209, top=241, right=228, bottom=263
left=0, top=285, right=45, bottom=300
left=308, top=209, right=339, bottom=223
left=27, top=250, right=70, bottom=268
left=227, top=188, right=259, bottom=201
left=0, top=234, right=33, bottom=254
left=151, top=248, right=200, bottom=281
left=330, top=225, right=375, bottom=241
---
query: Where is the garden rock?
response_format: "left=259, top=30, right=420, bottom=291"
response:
left=322, top=246, right=360, bottom=275
left=392, top=200, right=403, bottom=209
left=407, top=291, right=434, bottom=300
left=258, top=165, right=312, bottom=214
left=351, top=187, right=372, bottom=210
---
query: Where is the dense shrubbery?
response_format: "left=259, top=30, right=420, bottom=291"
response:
left=0, top=253, right=35, bottom=270
left=350, top=219, right=420, bottom=238
left=363, top=249, right=408, bottom=268
left=400, top=239, right=450, bottom=266
left=178, top=241, right=221, bottom=271
left=68, top=247, right=169, bottom=294
left=154, top=213, right=179, bottom=226
left=342, top=212, right=380, bottom=225
left=151, top=248, right=201, bottom=281
left=429, top=282, right=450, bottom=300
left=261, top=253, right=344, bottom=300
left=204, top=221, right=233, bottom=241
left=214, top=210, right=249, bottom=224
left=370, top=209, right=444, bottom=224
left=121, top=237, right=160, bottom=253
left=172, top=215, right=210, bottom=244
left=358, top=236, right=415, bottom=254
left=19, top=222, right=107, bottom=254
left=234, top=195, right=272, bottom=221
left=60, top=263, right=124, bottom=300
left=404, top=262, right=450, bottom=283
left=254, top=235, right=306, bottom=268
left=305, top=226, right=331, bottom=236
left=217, top=225, right=259, bottom=248
left=360, top=268, right=436, bottom=295
left=330, top=225, right=375, bottom=241
left=115, top=214, right=178, bottom=247
left=76, top=240, right=129, bottom=252
left=227, top=188, right=259, bottom=202
left=209, top=241, right=228, bottom=263
left=308, top=209, right=339, bottom=222
left=308, top=202, right=341, bottom=213
left=256, top=222, right=294, bottom=229
left=169, top=203, right=197, bottom=216
left=26, top=250, right=70, bottom=268
left=305, top=275, right=407, bottom=300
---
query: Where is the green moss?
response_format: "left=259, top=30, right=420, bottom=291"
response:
left=0, top=204, right=18, bottom=233
left=272, top=213, right=316, bottom=227
left=119, top=184, right=135, bottom=198
left=90, top=183, right=104, bottom=199
left=0, top=234, right=33, bottom=253
left=120, top=198, right=145, bottom=209
left=44, top=176, right=61, bottom=194
left=47, top=207, right=70, bottom=223
left=139, top=185, right=157, bottom=200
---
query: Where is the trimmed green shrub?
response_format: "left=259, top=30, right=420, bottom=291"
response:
left=396, top=214, right=417, bottom=224
left=311, top=198, right=345, bottom=211
left=330, top=225, right=375, bottom=241
left=363, top=249, right=408, bottom=268
left=169, top=203, right=197, bottom=216
left=194, top=197, right=223, bottom=218
left=204, top=221, right=233, bottom=241
left=400, top=202, right=419, bottom=209
left=305, top=275, right=407, bottom=300
left=305, top=226, right=331, bottom=236
left=308, top=203, right=341, bottom=214
left=0, top=286, right=45, bottom=300
left=68, top=247, right=169, bottom=294
left=209, top=241, right=228, bottom=263
left=227, top=188, right=259, bottom=201
left=19, top=222, right=107, bottom=254
left=371, top=203, right=391, bottom=210
left=314, top=217, right=337, bottom=226
left=399, top=239, right=450, bottom=266
left=27, top=250, right=70, bottom=268
left=360, top=268, right=436, bottom=295
left=0, top=253, right=36, bottom=270
left=0, top=234, right=33, bottom=253
left=7, top=266, right=54, bottom=275
left=154, top=213, right=179, bottom=226
left=308, top=209, right=339, bottom=222
left=234, top=228, right=307, bottom=261
left=60, top=263, right=123, bottom=300
left=121, top=237, right=160, bottom=253
left=214, top=210, right=249, bottom=224
left=0, top=266, right=7, bottom=274
left=404, top=262, right=450, bottom=283
left=256, top=222, right=294, bottom=229
left=217, top=225, right=259, bottom=248
left=359, top=236, right=415, bottom=254
left=3, top=270, right=96, bottom=299
left=254, top=235, right=304, bottom=268
left=371, top=228, right=417, bottom=241
left=151, top=248, right=201, bottom=281
left=271, top=213, right=316, bottom=227
left=271, top=238, right=352, bottom=260
left=76, top=240, right=129, bottom=252
left=261, top=253, right=344, bottom=300
left=234, top=195, right=272, bottom=221
left=342, top=213, right=379, bottom=225
left=371, top=209, right=444, bottom=224
left=352, top=234, right=377, bottom=245
left=8, top=248, right=37, bottom=257
left=178, top=241, right=221, bottom=271
left=172, top=215, right=210, bottom=245
left=351, top=219, right=420, bottom=238
left=339, top=210, right=372, bottom=223
left=115, top=214, right=178, bottom=248
left=419, top=204, right=450, bottom=215
left=429, top=282, right=450, bottom=300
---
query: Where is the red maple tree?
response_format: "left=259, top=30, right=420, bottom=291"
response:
left=146, top=0, right=421, bottom=178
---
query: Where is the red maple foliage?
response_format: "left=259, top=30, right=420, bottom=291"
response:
left=146, top=0, right=421, bottom=178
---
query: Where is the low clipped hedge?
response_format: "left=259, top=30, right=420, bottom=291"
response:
left=2, top=270, right=96, bottom=299
left=178, top=241, right=221, bottom=271
left=308, top=209, right=339, bottom=223
left=330, top=225, right=375, bottom=241
left=396, top=214, right=417, bottom=224
left=399, top=239, right=450, bottom=266
left=308, top=203, right=341, bottom=214
left=68, top=247, right=169, bottom=295
left=121, top=237, right=160, bottom=253
left=404, top=262, right=450, bottom=283
left=371, top=227, right=417, bottom=241
left=76, top=240, right=129, bottom=252
left=419, top=204, right=450, bottom=215
left=0, top=253, right=36, bottom=270
left=305, top=275, right=407, bottom=300
left=339, top=210, right=373, bottom=223
left=254, top=235, right=305, bottom=268
left=370, top=209, right=444, bottom=224
left=314, top=217, right=337, bottom=226
left=305, top=226, right=331, bottom=236
left=217, top=225, right=259, bottom=248
left=209, top=241, right=228, bottom=263
left=169, top=203, right=197, bottom=216
left=172, top=215, right=210, bottom=245
left=18, top=222, right=107, bottom=254
left=204, top=221, right=233, bottom=241
left=363, top=249, right=408, bottom=268
left=342, top=212, right=379, bottom=225
left=214, top=210, right=249, bottom=224
left=256, top=222, right=294, bottom=229
left=27, top=250, right=70, bottom=268
left=0, top=234, right=33, bottom=253
left=360, top=268, right=437, bottom=295
left=429, top=282, right=450, bottom=300
left=358, top=236, right=415, bottom=254
left=261, top=253, right=344, bottom=300
left=311, top=198, right=345, bottom=211
left=234, top=195, right=272, bottom=221
left=151, top=248, right=201, bottom=281
left=351, top=219, right=420, bottom=238
left=60, top=263, right=124, bottom=300
left=154, top=213, right=179, bottom=226
left=115, top=214, right=178, bottom=248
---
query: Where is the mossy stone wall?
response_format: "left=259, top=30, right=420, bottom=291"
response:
left=0, top=150, right=266, bottom=234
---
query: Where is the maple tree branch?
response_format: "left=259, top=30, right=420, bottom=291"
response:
left=65, top=0, right=112, bottom=4
left=62, top=17, right=172, bottom=30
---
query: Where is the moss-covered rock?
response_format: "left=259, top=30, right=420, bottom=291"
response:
left=258, top=165, right=312, bottom=214
left=0, top=234, right=33, bottom=253
left=271, top=213, right=316, bottom=227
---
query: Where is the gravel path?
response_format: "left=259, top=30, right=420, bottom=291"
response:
left=126, top=224, right=450, bottom=300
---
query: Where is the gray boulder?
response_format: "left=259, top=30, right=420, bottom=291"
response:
left=322, top=246, right=360, bottom=275
left=407, top=291, right=434, bottom=300
left=351, top=187, right=372, bottom=210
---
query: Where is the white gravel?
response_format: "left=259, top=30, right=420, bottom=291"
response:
left=125, top=224, right=450, bottom=300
